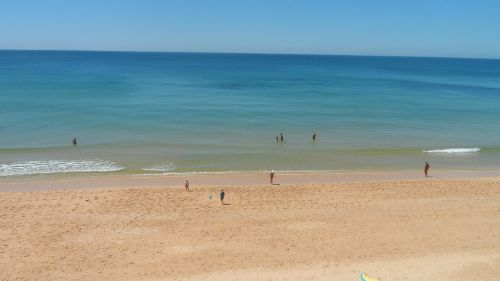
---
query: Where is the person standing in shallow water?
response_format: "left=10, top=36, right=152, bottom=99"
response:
left=424, top=162, right=430, bottom=177
left=72, top=137, right=77, bottom=146
left=280, top=133, right=284, bottom=142
left=312, top=131, right=317, bottom=142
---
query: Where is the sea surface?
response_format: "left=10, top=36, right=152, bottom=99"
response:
left=1, top=50, right=500, bottom=178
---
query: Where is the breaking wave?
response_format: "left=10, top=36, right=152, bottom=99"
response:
left=142, top=163, right=176, bottom=172
left=0, top=160, right=124, bottom=177
left=423, top=148, right=480, bottom=154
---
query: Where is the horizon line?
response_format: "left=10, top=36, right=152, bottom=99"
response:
left=1, top=48, right=499, bottom=61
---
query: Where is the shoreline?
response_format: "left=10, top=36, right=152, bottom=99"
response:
left=1, top=169, right=500, bottom=192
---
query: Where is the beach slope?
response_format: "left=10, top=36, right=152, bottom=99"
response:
left=1, top=178, right=499, bottom=280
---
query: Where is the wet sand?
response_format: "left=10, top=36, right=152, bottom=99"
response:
left=1, top=169, right=500, bottom=192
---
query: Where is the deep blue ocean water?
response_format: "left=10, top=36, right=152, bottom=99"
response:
left=1, top=50, right=500, bottom=177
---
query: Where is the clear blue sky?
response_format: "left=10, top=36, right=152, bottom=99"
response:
left=1, top=0, right=500, bottom=58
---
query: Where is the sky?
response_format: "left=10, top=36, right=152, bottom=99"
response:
left=1, top=0, right=500, bottom=58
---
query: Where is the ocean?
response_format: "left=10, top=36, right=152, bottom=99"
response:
left=1, top=50, right=500, bottom=177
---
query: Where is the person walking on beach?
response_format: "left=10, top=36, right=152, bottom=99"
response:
left=424, top=162, right=430, bottom=177
left=72, top=137, right=77, bottom=146
left=185, top=180, right=190, bottom=191
left=270, top=170, right=275, bottom=184
left=220, top=189, right=225, bottom=205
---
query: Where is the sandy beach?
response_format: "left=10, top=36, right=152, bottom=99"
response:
left=3, top=2, right=500, bottom=281
left=1, top=174, right=499, bottom=281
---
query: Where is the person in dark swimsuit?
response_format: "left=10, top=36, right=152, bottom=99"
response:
left=220, top=189, right=225, bottom=205
left=72, top=137, right=77, bottom=146
left=424, top=162, right=430, bottom=177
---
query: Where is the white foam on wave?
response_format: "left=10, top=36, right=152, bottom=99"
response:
left=143, top=163, right=175, bottom=172
left=423, top=148, right=480, bottom=154
left=0, top=160, right=124, bottom=177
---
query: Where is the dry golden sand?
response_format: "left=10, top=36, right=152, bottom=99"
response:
left=1, top=177, right=499, bottom=281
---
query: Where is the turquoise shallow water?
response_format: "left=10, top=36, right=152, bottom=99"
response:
left=1, top=50, right=500, bottom=177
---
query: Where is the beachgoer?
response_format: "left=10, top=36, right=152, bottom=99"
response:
left=312, top=131, right=317, bottom=142
left=72, top=137, right=77, bottom=146
left=424, top=162, right=430, bottom=177
left=220, top=189, right=225, bottom=205
left=276, top=136, right=279, bottom=143
left=270, top=170, right=275, bottom=184
left=185, top=180, right=190, bottom=191
left=280, top=133, right=284, bottom=142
